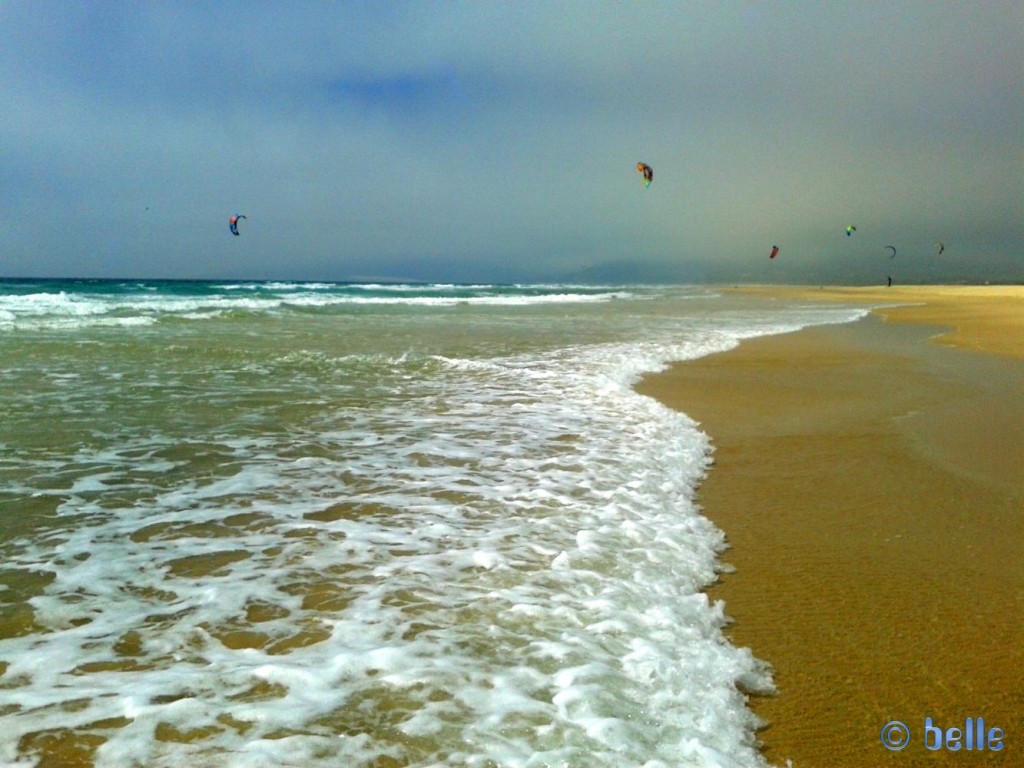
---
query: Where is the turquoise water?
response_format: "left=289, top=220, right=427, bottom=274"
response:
left=0, top=280, right=868, bottom=767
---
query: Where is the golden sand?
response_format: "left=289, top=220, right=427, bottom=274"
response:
left=635, top=286, right=1023, bottom=766
left=739, top=284, right=1024, bottom=359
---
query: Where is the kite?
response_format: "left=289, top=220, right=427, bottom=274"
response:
left=769, top=245, right=779, bottom=260
left=229, top=214, right=247, bottom=236
left=845, top=225, right=857, bottom=237
left=636, top=162, right=653, bottom=188
left=935, top=241, right=945, bottom=254
left=885, top=245, right=896, bottom=258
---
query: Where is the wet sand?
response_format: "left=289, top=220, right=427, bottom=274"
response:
left=636, top=286, right=1023, bottom=766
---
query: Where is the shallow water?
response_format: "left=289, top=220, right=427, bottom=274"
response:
left=0, top=281, right=867, bottom=767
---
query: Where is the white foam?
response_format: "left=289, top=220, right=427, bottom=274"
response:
left=0, top=284, right=871, bottom=767
left=0, top=283, right=641, bottom=332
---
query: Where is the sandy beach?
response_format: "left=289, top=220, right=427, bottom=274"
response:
left=636, top=285, right=1023, bottom=766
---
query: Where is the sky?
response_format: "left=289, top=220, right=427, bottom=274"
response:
left=2, top=1, right=1021, bottom=284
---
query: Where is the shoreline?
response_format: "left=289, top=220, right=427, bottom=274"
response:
left=733, top=284, right=1024, bottom=359
left=636, top=285, right=1023, bottom=766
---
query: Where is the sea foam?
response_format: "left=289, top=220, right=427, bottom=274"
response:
left=0, top=282, right=868, bottom=767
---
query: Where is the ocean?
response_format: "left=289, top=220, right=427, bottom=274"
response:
left=0, top=280, right=868, bottom=768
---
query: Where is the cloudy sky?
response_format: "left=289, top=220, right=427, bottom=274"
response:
left=2, top=2, right=1020, bottom=284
